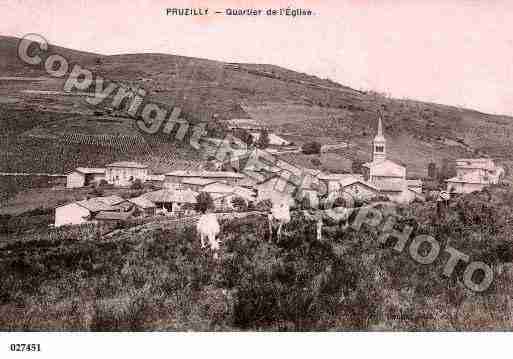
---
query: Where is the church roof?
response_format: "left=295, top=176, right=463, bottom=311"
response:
left=363, top=160, right=405, bottom=177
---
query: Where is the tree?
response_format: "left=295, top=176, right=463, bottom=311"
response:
left=196, top=192, right=215, bottom=213
left=256, top=130, right=270, bottom=149
left=302, top=141, right=322, bottom=154
left=234, top=129, right=253, bottom=147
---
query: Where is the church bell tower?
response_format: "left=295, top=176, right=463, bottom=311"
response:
left=373, top=115, right=386, bottom=163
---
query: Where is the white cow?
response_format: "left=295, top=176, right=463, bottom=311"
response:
left=268, top=196, right=291, bottom=241
left=196, top=212, right=221, bottom=258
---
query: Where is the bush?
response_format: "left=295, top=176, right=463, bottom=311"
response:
left=302, top=141, right=321, bottom=154
left=231, top=197, right=248, bottom=212
left=255, top=130, right=270, bottom=149
left=130, top=179, right=143, bottom=190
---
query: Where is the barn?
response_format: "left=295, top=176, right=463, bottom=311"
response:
left=142, top=189, right=198, bottom=215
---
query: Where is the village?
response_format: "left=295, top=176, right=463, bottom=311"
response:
left=54, top=115, right=505, bottom=229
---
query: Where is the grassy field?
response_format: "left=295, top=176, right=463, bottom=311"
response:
left=1, top=186, right=513, bottom=331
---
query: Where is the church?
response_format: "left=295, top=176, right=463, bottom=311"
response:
left=362, top=116, right=424, bottom=204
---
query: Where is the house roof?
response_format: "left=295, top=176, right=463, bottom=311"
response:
left=142, top=189, right=198, bottom=204
left=74, top=167, right=105, bottom=175
left=363, top=160, right=405, bottom=178
left=455, top=158, right=495, bottom=170
left=95, top=211, right=133, bottom=221
left=165, top=170, right=245, bottom=179
left=201, top=183, right=256, bottom=202
left=106, top=161, right=148, bottom=169
left=237, top=176, right=258, bottom=187
left=318, top=173, right=363, bottom=181
left=147, top=174, right=165, bottom=181
left=201, top=182, right=237, bottom=194
left=76, top=198, right=116, bottom=212
left=339, top=178, right=379, bottom=191
left=96, top=195, right=126, bottom=206
left=181, top=178, right=220, bottom=186
left=129, top=196, right=157, bottom=209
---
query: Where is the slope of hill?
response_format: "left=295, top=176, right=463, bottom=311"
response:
left=1, top=35, right=513, bottom=181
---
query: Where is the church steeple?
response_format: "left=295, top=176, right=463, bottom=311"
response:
left=373, top=114, right=386, bottom=163
left=377, top=116, right=383, bottom=138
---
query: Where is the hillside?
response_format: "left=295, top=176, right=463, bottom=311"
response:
left=2, top=186, right=513, bottom=330
left=1, top=35, right=513, bottom=180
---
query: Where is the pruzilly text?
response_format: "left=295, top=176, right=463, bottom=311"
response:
left=166, top=8, right=209, bottom=16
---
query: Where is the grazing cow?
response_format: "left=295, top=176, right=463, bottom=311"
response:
left=268, top=196, right=291, bottom=241
left=196, top=212, right=221, bottom=258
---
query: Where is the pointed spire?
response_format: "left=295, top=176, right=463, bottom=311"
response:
left=377, top=115, right=383, bottom=137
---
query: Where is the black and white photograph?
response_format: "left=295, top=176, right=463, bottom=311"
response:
left=1, top=0, right=513, bottom=356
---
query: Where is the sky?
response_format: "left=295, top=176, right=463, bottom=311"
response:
left=1, top=0, right=512, bottom=116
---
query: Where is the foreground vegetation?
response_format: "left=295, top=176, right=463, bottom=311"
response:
left=1, top=186, right=513, bottom=331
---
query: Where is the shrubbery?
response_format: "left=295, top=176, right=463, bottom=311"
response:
left=2, top=187, right=513, bottom=330
left=302, top=141, right=321, bottom=154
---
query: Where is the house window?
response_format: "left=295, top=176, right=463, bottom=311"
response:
left=375, top=145, right=384, bottom=153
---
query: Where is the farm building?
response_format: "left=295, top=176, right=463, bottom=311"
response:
left=54, top=196, right=132, bottom=227
left=200, top=182, right=256, bottom=210
left=129, top=196, right=157, bottom=217
left=106, top=161, right=148, bottom=187
left=66, top=167, right=106, bottom=188
left=142, top=189, right=198, bottom=215
left=164, top=170, right=245, bottom=188
left=55, top=202, right=94, bottom=227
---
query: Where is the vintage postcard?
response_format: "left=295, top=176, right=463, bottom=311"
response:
left=0, top=0, right=512, bottom=356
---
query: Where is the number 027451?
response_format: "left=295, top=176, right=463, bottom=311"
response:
left=9, top=344, right=41, bottom=352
